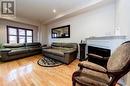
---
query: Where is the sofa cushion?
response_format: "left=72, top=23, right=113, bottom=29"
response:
left=43, top=49, right=64, bottom=56
left=51, top=43, right=62, bottom=47
left=61, top=47, right=74, bottom=51
left=62, top=43, right=77, bottom=48
left=8, top=48, right=28, bottom=56
left=52, top=47, right=73, bottom=51
left=51, top=43, right=78, bottom=48
left=51, top=46, right=62, bottom=49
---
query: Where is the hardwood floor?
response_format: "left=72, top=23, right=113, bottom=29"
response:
left=0, top=55, right=79, bottom=86
left=0, top=55, right=120, bottom=86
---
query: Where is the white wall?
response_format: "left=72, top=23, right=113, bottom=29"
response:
left=0, top=19, right=38, bottom=43
left=116, top=0, right=130, bottom=86
left=38, top=24, right=48, bottom=44
left=116, top=0, right=130, bottom=39
left=47, top=2, right=115, bottom=44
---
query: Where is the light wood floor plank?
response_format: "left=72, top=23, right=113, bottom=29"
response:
left=0, top=55, right=79, bottom=86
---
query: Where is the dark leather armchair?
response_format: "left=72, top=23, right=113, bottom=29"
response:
left=72, top=41, right=130, bottom=86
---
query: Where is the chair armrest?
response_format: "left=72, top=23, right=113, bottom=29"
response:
left=78, top=61, right=107, bottom=73
left=87, top=53, right=103, bottom=58
left=103, top=57, right=109, bottom=60
left=72, top=70, right=82, bottom=81
left=87, top=53, right=109, bottom=61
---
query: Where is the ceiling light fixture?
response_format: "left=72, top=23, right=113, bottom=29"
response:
left=53, top=9, right=56, bottom=13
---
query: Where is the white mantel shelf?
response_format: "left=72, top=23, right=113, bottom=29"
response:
left=85, top=36, right=127, bottom=54
left=86, top=36, right=126, bottom=40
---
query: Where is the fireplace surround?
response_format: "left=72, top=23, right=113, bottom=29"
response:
left=87, top=46, right=111, bottom=67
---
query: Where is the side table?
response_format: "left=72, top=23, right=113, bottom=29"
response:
left=79, top=43, right=86, bottom=61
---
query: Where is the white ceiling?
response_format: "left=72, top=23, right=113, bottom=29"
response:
left=16, top=0, right=98, bottom=23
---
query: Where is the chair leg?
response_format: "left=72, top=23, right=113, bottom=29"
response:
left=72, top=80, right=76, bottom=86
left=109, top=77, right=119, bottom=86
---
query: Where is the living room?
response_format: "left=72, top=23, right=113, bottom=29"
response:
left=0, top=0, right=130, bottom=86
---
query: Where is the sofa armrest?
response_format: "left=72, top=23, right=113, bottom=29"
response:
left=0, top=49, right=11, bottom=52
left=0, top=49, right=11, bottom=59
left=64, top=49, right=78, bottom=64
left=64, top=49, right=76, bottom=54
left=78, top=61, right=107, bottom=73
left=42, top=46, right=52, bottom=49
left=42, top=44, right=47, bottom=47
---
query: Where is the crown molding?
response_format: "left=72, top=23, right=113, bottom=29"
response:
left=0, top=16, right=40, bottom=26
left=43, top=0, right=114, bottom=25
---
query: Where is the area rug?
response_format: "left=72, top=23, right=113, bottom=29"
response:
left=37, top=57, right=63, bottom=67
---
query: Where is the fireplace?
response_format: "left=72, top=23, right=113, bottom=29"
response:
left=87, top=46, right=111, bottom=67
left=85, top=36, right=126, bottom=67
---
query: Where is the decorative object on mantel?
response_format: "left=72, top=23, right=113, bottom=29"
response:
left=115, top=27, right=121, bottom=36
left=80, top=40, right=85, bottom=43
left=51, top=25, right=70, bottom=38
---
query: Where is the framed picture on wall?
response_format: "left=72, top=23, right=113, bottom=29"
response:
left=51, top=25, right=70, bottom=38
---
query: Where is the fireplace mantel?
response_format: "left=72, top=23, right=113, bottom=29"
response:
left=85, top=36, right=127, bottom=54
left=86, top=36, right=126, bottom=40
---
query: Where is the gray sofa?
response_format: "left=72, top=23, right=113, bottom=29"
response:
left=42, top=43, right=78, bottom=64
left=0, top=42, right=42, bottom=61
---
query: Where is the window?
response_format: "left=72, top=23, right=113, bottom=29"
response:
left=7, top=26, right=33, bottom=43
left=19, top=29, right=26, bottom=43
left=8, top=28, right=17, bottom=43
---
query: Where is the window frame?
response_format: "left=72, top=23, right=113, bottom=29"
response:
left=7, top=26, right=33, bottom=43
